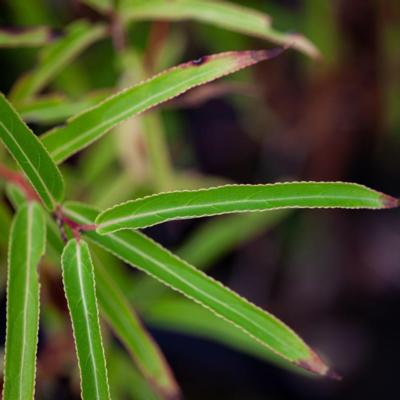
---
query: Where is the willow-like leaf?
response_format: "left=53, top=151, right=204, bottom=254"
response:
left=93, top=252, right=180, bottom=399
left=63, top=201, right=331, bottom=376
left=0, top=94, right=64, bottom=210
left=42, top=48, right=286, bottom=164
left=9, top=21, right=106, bottom=104
left=0, top=27, right=52, bottom=48
left=3, top=202, right=46, bottom=400
left=61, top=239, right=111, bottom=400
left=118, top=0, right=318, bottom=58
left=96, top=182, right=398, bottom=233
left=144, top=296, right=305, bottom=373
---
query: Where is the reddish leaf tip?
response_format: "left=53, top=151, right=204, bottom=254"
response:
left=325, top=369, right=342, bottom=381
left=296, top=351, right=329, bottom=376
left=249, top=46, right=289, bottom=63
left=381, top=194, right=399, bottom=209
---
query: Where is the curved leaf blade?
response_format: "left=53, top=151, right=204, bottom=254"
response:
left=93, top=253, right=180, bottom=399
left=144, top=296, right=303, bottom=373
left=0, top=94, right=64, bottom=210
left=3, top=202, right=46, bottom=400
left=9, top=21, right=106, bottom=104
left=118, top=0, right=318, bottom=58
left=63, top=201, right=332, bottom=376
left=42, top=48, right=285, bottom=164
left=61, top=239, right=111, bottom=400
left=96, top=182, right=398, bottom=233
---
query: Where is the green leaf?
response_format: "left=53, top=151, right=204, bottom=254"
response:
left=118, top=0, right=319, bottom=58
left=61, top=239, right=111, bottom=400
left=144, top=296, right=303, bottom=373
left=63, top=201, right=332, bottom=376
left=5, top=182, right=26, bottom=209
left=9, top=21, right=106, bottom=104
left=3, top=202, right=46, bottom=400
left=0, top=94, right=64, bottom=210
left=81, top=0, right=114, bottom=13
left=16, top=90, right=111, bottom=125
left=178, top=211, right=288, bottom=270
left=5, top=183, right=65, bottom=258
left=93, top=251, right=180, bottom=399
left=42, top=48, right=285, bottom=164
left=96, top=182, right=398, bottom=233
left=0, top=27, right=52, bottom=48
left=107, top=346, right=163, bottom=400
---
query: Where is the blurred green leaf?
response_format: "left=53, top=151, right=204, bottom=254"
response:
left=144, top=296, right=305, bottom=373
left=97, top=182, right=397, bottom=233
left=119, top=0, right=319, bottom=58
left=3, top=202, right=46, bottom=400
left=16, top=90, right=111, bottom=125
left=5, top=182, right=26, bottom=209
left=0, top=94, right=64, bottom=210
left=0, top=27, right=52, bottom=48
left=107, top=346, right=163, bottom=400
left=42, top=48, right=285, bottom=164
left=10, top=21, right=106, bottom=104
left=63, top=201, right=331, bottom=376
left=61, top=239, right=111, bottom=400
left=81, top=0, right=114, bottom=14
left=178, top=210, right=288, bottom=270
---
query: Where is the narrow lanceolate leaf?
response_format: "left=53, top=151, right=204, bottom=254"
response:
left=0, top=27, right=52, bottom=48
left=9, top=21, right=106, bottom=104
left=63, top=201, right=332, bottom=376
left=118, top=0, right=319, bottom=58
left=42, top=48, right=286, bottom=164
left=96, top=182, right=398, bottom=233
left=3, top=202, right=46, bottom=400
left=94, top=254, right=180, bottom=399
left=0, top=94, right=64, bottom=210
left=61, top=239, right=110, bottom=400
left=144, top=296, right=302, bottom=373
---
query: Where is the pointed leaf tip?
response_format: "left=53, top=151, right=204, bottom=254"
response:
left=381, top=193, right=399, bottom=209
left=296, top=351, right=330, bottom=377
left=249, top=46, right=289, bottom=62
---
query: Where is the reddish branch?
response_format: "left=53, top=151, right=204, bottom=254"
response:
left=54, top=205, right=97, bottom=243
left=0, top=162, right=96, bottom=241
left=0, top=163, right=40, bottom=201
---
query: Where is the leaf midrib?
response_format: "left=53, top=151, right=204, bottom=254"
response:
left=65, top=207, right=306, bottom=360
left=75, top=243, right=102, bottom=400
left=18, top=203, right=33, bottom=400
left=0, top=121, right=54, bottom=207
left=99, top=193, right=380, bottom=229
left=49, top=62, right=229, bottom=160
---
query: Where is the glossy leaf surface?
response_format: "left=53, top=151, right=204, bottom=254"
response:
left=97, top=182, right=398, bottom=233
left=63, top=201, right=331, bottom=376
left=3, top=202, right=46, bottom=400
left=42, top=48, right=285, bottom=164
left=0, top=94, right=64, bottom=210
left=61, top=239, right=111, bottom=400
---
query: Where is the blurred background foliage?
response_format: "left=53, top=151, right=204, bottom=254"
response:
left=1, top=0, right=400, bottom=399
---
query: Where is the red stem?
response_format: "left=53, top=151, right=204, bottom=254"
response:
left=0, top=163, right=40, bottom=201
